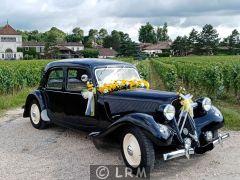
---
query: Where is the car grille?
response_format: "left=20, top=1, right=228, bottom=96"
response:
left=172, top=99, right=199, bottom=145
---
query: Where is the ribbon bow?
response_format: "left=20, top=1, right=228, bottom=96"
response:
left=179, top=94, right=194, bottom=118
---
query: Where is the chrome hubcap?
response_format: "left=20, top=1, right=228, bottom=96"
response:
left=30, top=104, right=40, bottom=125
left=127, top=145, right=133, bottom=156
left=123, top=133, right=141, bottom=168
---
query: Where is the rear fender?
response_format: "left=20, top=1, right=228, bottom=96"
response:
left=23, top=90, right=50, bottom=122
left=90, top=113, right=174, bottom=146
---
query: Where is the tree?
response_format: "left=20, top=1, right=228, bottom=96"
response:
left=172, top=36, right=189, bottom=56
left=118, top=40, right=140, bottom=57
left=66, top=27, right=84, bottom=42
left=80, top=49, right=99, bottom=58
left=138, top=22, right=156, bottom=43
left=72, top=27, right=84, bottom=37
left=188, top=28, right=200, bottom=54
left=103, top=30, right=131, bottom=51
left=156, top=22, right=170, bottom=42
left=198, top=24, right=220, bottom=55
left=43, top=27, right=66, bottom=44
left=229, top=29, right=240, bottom=49
left=83, top=36, right=95, bottom=48
left=97, top=28, right=108, bottom=45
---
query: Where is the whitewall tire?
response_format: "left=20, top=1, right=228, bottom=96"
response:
left=121, top=127, right=155, bottom=174
left=29, top=100, right=48, bottom=129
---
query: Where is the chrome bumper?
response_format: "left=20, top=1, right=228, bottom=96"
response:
left=163, top=133, right=230, bottom=161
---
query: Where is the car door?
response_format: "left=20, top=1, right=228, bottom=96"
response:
left=63, top=67, right=98, bottom=128
left=44, top=68, right=65, bottom=122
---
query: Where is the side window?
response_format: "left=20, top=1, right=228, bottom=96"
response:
left=67, top=68, right=90, bottom=91
left=46, top=69, right=64, bottom=90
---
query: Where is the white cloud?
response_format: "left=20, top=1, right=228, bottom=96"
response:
left=1, top=0, right=240, bottom=41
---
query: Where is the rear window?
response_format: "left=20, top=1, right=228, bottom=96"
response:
left=46, top=69, right=64, bottom=90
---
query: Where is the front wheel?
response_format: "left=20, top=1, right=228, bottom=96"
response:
left=30, top=100, right=48, bottom=129
left=121, top=127, right=155, bottom=174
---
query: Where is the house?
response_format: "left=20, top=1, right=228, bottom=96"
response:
left=97, top=47, right=117, bottom=58
left=58, top=42, right=84, bottom=52
left=22, top=41, right=45, bottom=54
left=46, top=45, right=82, bottom=59
left=0, top=24, right=23, bottom=60
left=141, top=41, right=172, bottom=56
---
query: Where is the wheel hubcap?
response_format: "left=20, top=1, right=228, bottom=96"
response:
left=127, top=145, right=133, bottom=156
left=30, top=104, right=40, bottom=125
left=123, top=133, right=141, bottom=168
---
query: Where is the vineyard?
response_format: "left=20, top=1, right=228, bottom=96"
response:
left=150, top=56, right=240, bottom=102
left=0, top=60, right=51, bottom=94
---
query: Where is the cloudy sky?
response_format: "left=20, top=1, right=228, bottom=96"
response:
left=1, top=0, right=240, bottom=41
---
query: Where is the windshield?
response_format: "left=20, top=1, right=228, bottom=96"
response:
left=95, top=67, right=140, bottom=85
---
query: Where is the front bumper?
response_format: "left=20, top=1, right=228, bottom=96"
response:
left=163, top=133, right=230, bottom=161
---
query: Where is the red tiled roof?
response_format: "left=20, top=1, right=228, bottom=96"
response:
left=0, top=24, right=20, bottom=35
left=97, top=47, right=117, bottom=57
left=142, top=41, right=172, bottom=50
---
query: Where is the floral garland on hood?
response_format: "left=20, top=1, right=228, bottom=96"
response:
left=82, top=79, right=150, bottom=116
left=97, top=79, right=150, bottom=94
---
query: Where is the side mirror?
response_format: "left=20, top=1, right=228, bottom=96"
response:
left=81, top=74, right=88, bottom=82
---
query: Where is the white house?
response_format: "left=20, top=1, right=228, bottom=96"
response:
left=0, top=24, right=23, bottom=60
left=22, top=41, right=45, bottom=54
left=58, top=42, right=84, bottom=52
left=141, top=41, right=172, bottom=55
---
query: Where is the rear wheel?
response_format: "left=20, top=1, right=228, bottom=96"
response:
left=30, top=100, right=48, bottom=129
left=121, top=127, right=155, bottom=175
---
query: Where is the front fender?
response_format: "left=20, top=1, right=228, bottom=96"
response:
left=195, top=106, right=224, bottom=134
left=90, top=113, right=174, bottom=146
left=23, top=90, right=46, bottom=118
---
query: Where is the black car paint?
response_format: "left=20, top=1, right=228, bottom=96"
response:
left=23, top=58, right=224, bottom=147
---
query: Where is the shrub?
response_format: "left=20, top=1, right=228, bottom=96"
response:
left=80, top=49, right=99, bottom=58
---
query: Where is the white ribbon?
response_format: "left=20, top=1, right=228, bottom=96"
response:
left=82, top=91, right=95, bottom=116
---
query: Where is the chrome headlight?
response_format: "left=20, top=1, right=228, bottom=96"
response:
left=163, top=104, right=176, bottom=121
left=202, top=97, right=212, bottom=111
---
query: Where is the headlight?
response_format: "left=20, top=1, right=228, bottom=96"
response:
left=163, top=104, right=175, bottom=121
left=202, top=97, right=212, bottom=111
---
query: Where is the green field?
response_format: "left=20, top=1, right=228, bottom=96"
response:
left=0, top=57, right=240, bottom=130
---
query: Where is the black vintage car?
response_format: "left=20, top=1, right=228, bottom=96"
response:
left=23, top=58, right=229, bottom=172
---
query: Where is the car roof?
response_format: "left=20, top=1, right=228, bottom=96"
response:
left=44, top=58, right=134, bottom=71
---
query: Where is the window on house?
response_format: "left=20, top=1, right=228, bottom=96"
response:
left=14, top=54, right=16, bottom=59
left=36, top=47, right=40, bottom=53
left=1, top=37, right=16, bottom=42
left=2, top=54, right=4, bottom=59
left=46, top=69, right=64, bottom=90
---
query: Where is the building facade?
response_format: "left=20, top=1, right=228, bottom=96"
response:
left=0, top=24, right=23, bottom=60
left=141, top=41, right=172, bottom=56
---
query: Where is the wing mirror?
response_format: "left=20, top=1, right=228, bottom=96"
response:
left=81, top=74, right=88, bottom=82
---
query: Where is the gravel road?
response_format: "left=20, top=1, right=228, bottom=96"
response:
left=0, top=108, right=239, bottom=180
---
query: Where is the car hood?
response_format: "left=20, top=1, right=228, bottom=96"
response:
left=104, top=88, right=178, bottom=104
left=102, top=89, right=179, bottom=117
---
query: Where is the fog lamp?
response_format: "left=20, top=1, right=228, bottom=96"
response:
left=205, top=131, right=213, bottom=142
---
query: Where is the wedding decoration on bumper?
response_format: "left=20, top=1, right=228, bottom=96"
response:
left=82, top=79, right=150, bottom=116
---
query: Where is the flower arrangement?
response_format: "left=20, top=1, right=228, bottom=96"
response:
left=97, top=79, right=150, bottom=94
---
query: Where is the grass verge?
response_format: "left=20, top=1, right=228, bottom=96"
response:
left=0, top=87, right=34, bottom=116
